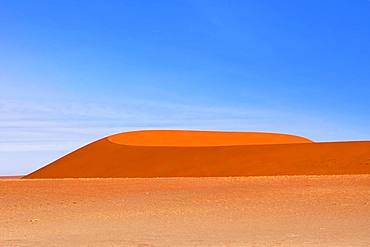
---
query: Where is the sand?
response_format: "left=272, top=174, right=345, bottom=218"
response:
left=25, top=139, right=370, bottom=178
left=1, top=175, right=370, bottom=246
left=24, top=130, right=370, bottom=179
left=8, top=130, right=370, bottom=245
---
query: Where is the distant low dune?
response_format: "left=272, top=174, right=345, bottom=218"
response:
left=24, top=130, right=370, bottom=178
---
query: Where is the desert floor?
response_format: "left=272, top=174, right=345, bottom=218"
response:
left=1, top=175, right=370, bottom=246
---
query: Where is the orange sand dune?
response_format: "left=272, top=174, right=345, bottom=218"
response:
left=24, top=130, right=370, bottom=178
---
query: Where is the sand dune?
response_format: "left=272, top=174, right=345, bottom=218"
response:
left=24, top=130, right=370, bottom=178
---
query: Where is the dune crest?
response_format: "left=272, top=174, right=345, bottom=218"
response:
left=107, top=130, right=313, bottom=146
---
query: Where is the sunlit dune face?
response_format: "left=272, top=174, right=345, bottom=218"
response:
left=107, top=130, right=313, bottom=147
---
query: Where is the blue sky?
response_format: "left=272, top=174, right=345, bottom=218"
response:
left=1, top=0, right=370, bottom=175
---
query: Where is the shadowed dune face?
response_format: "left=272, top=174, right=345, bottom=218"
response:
left=24, top=130, right=370, bottom=178
left=108, top=130, right=313, bottom=146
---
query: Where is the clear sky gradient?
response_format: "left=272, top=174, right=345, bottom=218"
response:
left=1, top=0, right=370, bottom=175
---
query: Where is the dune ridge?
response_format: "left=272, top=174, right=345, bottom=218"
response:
left=108, top=130, right=313, bottom=146
left=24, top=130, right=370, bottom=178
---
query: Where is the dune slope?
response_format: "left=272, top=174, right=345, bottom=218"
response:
left=24, top=131, right=370, bottom=178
